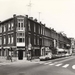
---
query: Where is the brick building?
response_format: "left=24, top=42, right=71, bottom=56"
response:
left=0, top=14, right=71, bottom=59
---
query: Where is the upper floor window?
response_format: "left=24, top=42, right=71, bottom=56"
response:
left=0, top=25, right=2, bottom=33
left=28, top=21, right=31, bottom=31
left=8, top=35, right=11, bottom=44
left=37, top=37, right=39, bottom=45
left=17, top=18, right=24, bottom=31
left=4, top=36, right=6, bottom=44
left=43, top=27, right=44, bottom=35
left=28, top=35, right=31, bottom=44
left=38, top=25, right=40, bottom=34
left=11, top=23, right=14, bottom=30
left=17, top=38, right=25, bottom=43
left=17, top=32, right=25, bottom=37
left=0, top=37, right=2, bottom=45
left=34, top=36, right=36, bottom=45
left=8, top=23, right=11, bottom=31
left=41, top=27, right=42, bottom=34
left=11, top=35, right=14, bottom=44
left=4, top=25, right=6, bottom=32
left=34, top=23, right=36, bottom=32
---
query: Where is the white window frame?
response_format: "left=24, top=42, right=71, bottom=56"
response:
left=4, top=36, right=6, bottom=44
left=34, top=36, right=36, bottom=45
left=4, top=25, right=6, bottom=32
left=8, top=23, right=11, bottom=31
left=0, top=37, right=2, bottom=45
left=17, top=19, right=24, bottom=30
left=0, top=25, right=2, bottom=33
left=11, top=35, right=14, bottom=44
left=34, top=23, right=36, bottom=32
left=8, top=35, right=10, bottom=44
left=28, top=21, right=31, bottom=31
left=37, top=37, right=39, bottom=45
left=11, top=23, right=14, bottom=30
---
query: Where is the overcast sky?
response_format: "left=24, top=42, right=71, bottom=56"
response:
left=0, top=0, right=75, bottom=38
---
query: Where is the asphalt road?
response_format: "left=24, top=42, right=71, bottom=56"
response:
left=0, top=56, right=75, bottom=75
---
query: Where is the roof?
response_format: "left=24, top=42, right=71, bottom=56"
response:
left=0, top=17, right=13, bottom=24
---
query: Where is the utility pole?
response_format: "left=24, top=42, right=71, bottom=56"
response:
left=27, top=0, right=32, bottom=17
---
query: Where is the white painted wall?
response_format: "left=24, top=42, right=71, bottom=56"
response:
left=17, top=43, right=25, bottom=46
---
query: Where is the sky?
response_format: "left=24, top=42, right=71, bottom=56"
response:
left=0, top=0, right=75, bottom=38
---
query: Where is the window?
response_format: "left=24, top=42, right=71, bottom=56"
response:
left=4, top=25, right=6, bottom=32
left=17, top=32, right=25, bottom=37
left=43, top=27, right=44, bottom=35
left=0, top=37, right=2, bottom=45
left=28, top=21, right=31, bottom=31
left=17, top=18, right=24, bottom=30
left=8, top=35, right=10, bottom=44
left=11, top=35, right=13, bottom=44
left=38, top=26, right=40, bottom=34
left=0, top=25, right=2, bottom=33
left=17, top=38, right=25, bottom=42
left=8, top=23, right=11, bottom=31
left=4, top=36, right=6, bottom=44
left=41, top=27, right=42, bottom=34
left=34, top=23, right=36, bottom=32
left=11, top=23, right=14, bottom=30
left=19, top=38, right=22, bottom=42
left=34, top=36, right=36, bottom=45
left=28, top=35, right=31, bottom=44
left=37, top=37, right=39, bottom=45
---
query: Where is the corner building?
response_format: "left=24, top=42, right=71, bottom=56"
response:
left=0, top=15, right=26, bottom=57
left=0, top=14, right=71, bottom=59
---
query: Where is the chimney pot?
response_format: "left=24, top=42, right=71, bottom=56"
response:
left=13, top=14, right=16, bottom=17
left=26, top=15, right=28, bottom=18
left=29, top=17, right=33, bottom=20
left=34, top=19, right=37, bottom=22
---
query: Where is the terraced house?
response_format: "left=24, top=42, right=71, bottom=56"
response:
left=0, top=14, right=71, bottom=59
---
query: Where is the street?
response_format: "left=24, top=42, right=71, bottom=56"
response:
left=0, top=56, right=75, bottom=75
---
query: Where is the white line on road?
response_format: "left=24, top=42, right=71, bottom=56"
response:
left=49, top=63, right=54, bottom=65
left=62, top=64, right=69, bottom=68
left=49, top=62, right=57, bottom=65
left=55, top=63, right=62, bottom=66
left=44, top=62, right=52, bottom=65
left=72, top=65, right=75, bottom=69
left=39, top=62, right=45, bottom=64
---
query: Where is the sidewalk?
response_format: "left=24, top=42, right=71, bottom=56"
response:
left=0, top=56, right=40, bottom=65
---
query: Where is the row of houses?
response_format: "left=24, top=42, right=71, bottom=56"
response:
left=0, top=14, right=74, bottom=59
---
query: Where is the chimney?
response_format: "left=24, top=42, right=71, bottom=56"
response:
left=26, top=15, right=28, bottom=18
left=39, top=21, right=42, bottom=24
left=34, top=18, right=37, bottom=22
left=29, top=17, right=33, bottom=20
left=13, top=14, right=16, bottom=17
left=43, top=24, right=45, bottom=26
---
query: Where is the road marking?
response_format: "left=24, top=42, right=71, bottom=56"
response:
left=39, top=62, right=45, bottom=64
left=55, top=63, right=62, bottom=66
left=44, top=62, right=52, bottom=65
left=62, top=64, right=69, bottom=68
left=49, top=63, right=54, bottom=65
left=72, top=65, right=75, bottom=69
left=49, top=62, right=57, bottom=65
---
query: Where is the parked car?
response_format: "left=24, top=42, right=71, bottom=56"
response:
left=39, top=53, right=52, bottom=61
left=65, top=53, right=70, bottom=57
